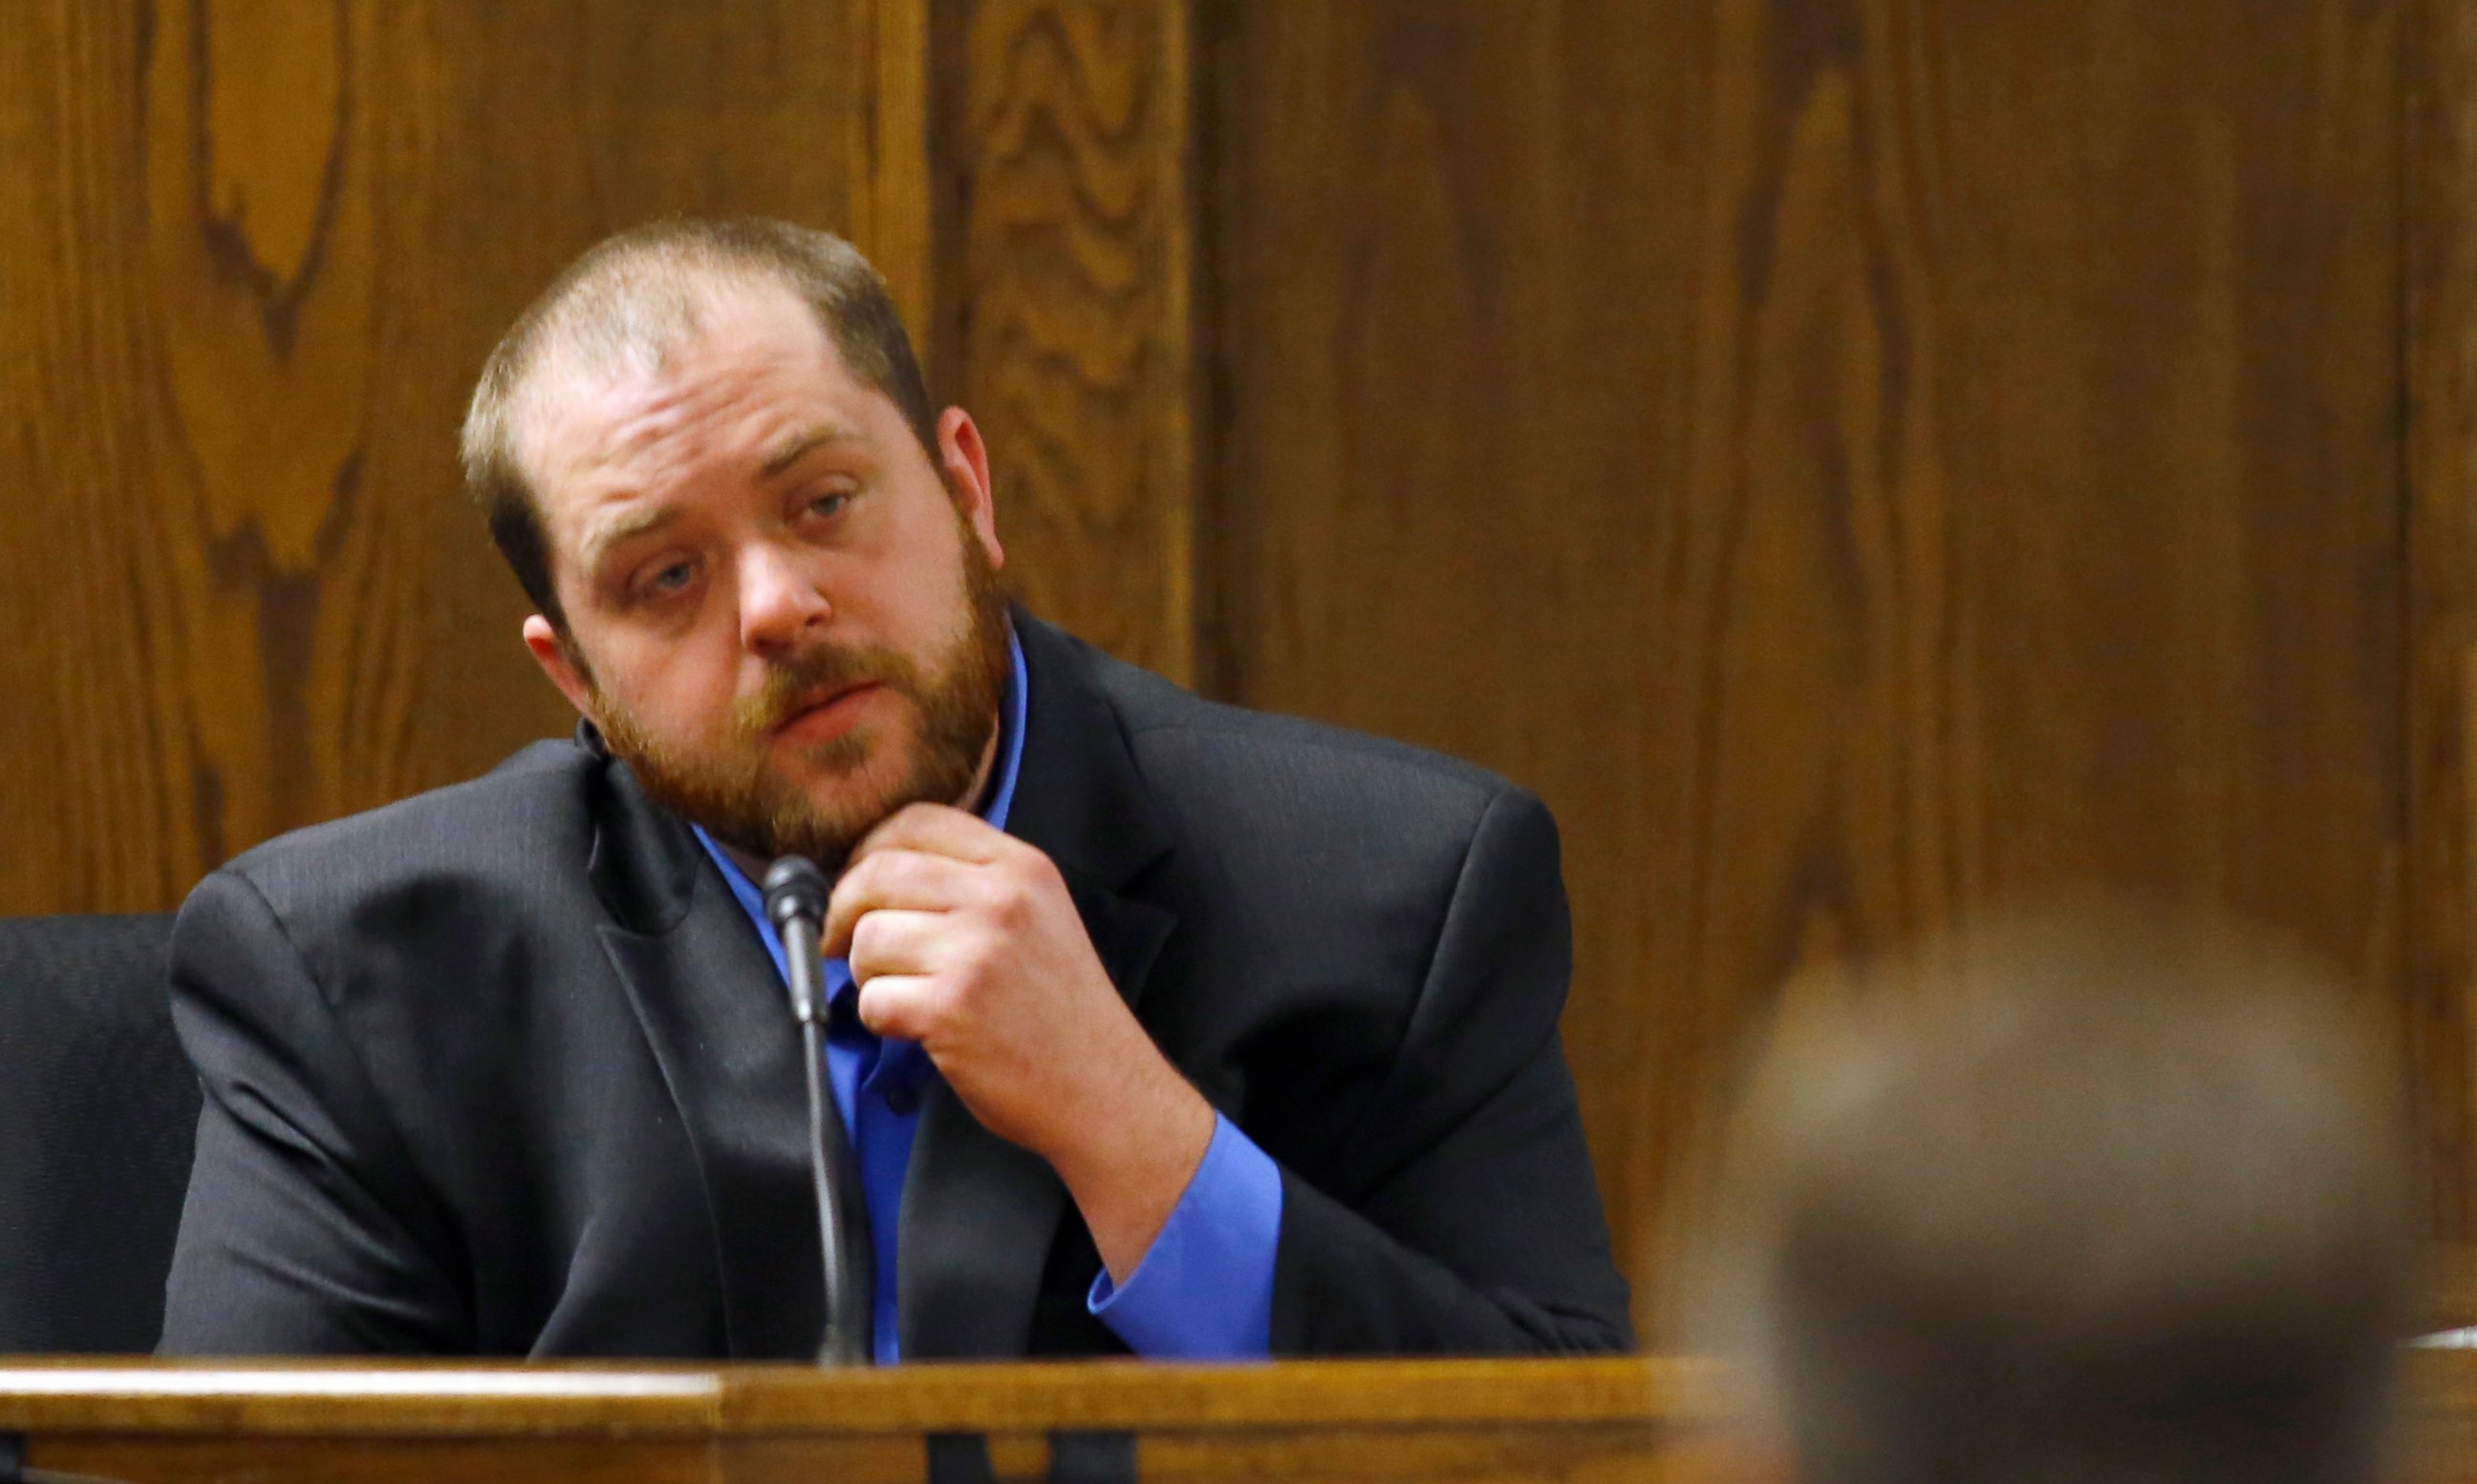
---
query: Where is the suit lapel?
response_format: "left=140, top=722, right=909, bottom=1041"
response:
left=898, top=615, right=1178, bottom=1358
left=584, top=734, right=828, bottom=1360
left=578, top=613, right=1183, bottom=1362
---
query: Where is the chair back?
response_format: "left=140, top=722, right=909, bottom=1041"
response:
left=0, top=914, right=192, bottom=1353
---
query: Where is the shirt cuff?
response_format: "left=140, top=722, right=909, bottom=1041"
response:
left=1087, top=1113, right=1281, bottom=1359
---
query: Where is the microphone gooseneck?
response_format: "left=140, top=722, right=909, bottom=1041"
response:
left=762, top=854, right=870, bottom=1367
left=763, top=857, right=832, bottom=1027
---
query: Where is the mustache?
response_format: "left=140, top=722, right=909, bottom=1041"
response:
left=734, top=642, right=919, bottom=736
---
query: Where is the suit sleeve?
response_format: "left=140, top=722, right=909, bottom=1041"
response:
left=158, top=869, right=469, bottom=1354
left=1269, top=786, right=1634, bottom=1354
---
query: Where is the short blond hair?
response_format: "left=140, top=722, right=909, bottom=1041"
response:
left=1709, top=908, right=2413, bottom=1484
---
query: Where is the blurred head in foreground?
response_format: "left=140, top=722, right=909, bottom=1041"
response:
left=1703, top=910, right=2413, bottom=1484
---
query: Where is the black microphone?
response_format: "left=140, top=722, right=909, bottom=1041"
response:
left=763, top=855, right=871, bottom=1366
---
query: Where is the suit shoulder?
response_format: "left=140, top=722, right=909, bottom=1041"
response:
left=1068, top=631, right=1537, bottom=842
left=211, top=739, right=598, bottom=906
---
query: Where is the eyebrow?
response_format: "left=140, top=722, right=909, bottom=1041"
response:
left=759, top=421, right=865, bottom=479
left=578, top=504, right=682, bottom=575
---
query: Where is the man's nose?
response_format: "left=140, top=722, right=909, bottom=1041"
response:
left=737, top=544, right=832, bottom=652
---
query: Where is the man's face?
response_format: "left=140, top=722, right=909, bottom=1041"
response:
left=517, top=282, right=1010, bottom=871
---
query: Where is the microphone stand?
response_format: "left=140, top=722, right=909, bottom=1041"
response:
left=765, top=857, right=870, bottom=1367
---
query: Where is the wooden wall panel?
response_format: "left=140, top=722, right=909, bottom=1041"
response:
left=0, top=0, right=931, bottom=915
left=1201, top=0, right=2405, bottom=1331
left=933, top=0, right=1197, bottom=680
left=4, top=0, right=2450, bottom=1344
left=2411, top=0, right=2477, bottom=1255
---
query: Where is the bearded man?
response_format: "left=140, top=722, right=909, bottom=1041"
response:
left=157, top=219, right=1631, bottom=1361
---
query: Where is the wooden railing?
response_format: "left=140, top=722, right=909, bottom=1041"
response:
left=1, top=1353, right=2470, bottom=1483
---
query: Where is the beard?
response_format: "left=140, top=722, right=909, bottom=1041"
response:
left=588, top=511, right=1013, bottom=874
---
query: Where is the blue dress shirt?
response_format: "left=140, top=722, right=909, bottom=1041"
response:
left=696, top=629, right=1281, bottom=1361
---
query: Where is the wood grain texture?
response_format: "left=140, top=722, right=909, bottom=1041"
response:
left=2410, top=0, right=2477, bottom=1249
left=0, top=1354, right=1706, bottom=1434
left=0, top=0, right=933, bottom=914
left=1201, top=0, right=2405, bottom=1334
left=3, top=0, right=2450, bottom=1363
left=0, top=1357, right=1740, bottom=1484
left=935, top=0, right=1197, bottom=679
left=32, top=1437, right=724, bottom=1484
left=18, top=1354, right=2477, bottom=1483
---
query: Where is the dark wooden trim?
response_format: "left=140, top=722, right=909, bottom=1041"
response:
left=2407, top=0, right=2477, bottom=1245
left=930, top=0, right=1201, bottom=681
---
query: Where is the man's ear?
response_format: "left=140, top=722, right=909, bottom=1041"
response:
left=523, top=615, right=599, bottom=719
left=937, top=406, right=1004, bottom=570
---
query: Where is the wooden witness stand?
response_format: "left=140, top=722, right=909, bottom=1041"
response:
left=5, top=1355, right=2477, bottom=1484
left=0, top=1357, right=1729, bottom=1484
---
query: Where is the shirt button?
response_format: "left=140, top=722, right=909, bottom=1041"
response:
left=884, top=1082, right=921, bottom=1117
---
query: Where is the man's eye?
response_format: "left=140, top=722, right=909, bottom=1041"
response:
left=637, top=560, right=697, bottom=599
left=806, top=491, right=853, bottom=522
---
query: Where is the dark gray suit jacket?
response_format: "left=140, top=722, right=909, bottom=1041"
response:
left=159, top=614, right=1631, bottom=1358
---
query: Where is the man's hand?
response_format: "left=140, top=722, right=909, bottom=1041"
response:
left=821, top=803, right=1216, bottom=1281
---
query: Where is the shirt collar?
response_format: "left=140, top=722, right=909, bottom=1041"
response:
left=978, top=624, right=1031, bottom=835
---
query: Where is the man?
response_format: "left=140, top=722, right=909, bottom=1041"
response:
left=159, top=218, right=1630, bottom=1360
left=1697, top=911, right=2412, bottom=1484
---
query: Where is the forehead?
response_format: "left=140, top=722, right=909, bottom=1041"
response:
left=517, top=283, right=878, bottom=514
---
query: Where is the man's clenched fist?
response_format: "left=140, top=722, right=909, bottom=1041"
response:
left=820, top=802, right=1215, bottom=1280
